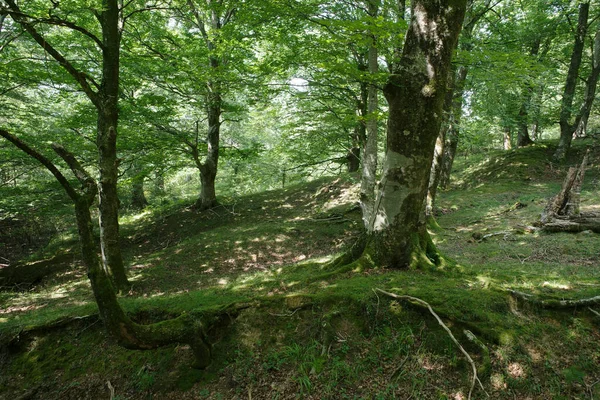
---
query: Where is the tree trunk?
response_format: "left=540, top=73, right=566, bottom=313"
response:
left=363, top=0, right=467, bottom=269
left=438, top=1, right=489, bottom=189
left=503, top=126, right=512, bottom=150
left=516, top=39, right=541, bottom=147
left=574, top=29, right=600, bottom=139
left=554, top=2, right=589, bottom=162
left=130, top=170, right=149, bottom=210
left=348, top=74, right=368, bottom=173
left=360, top=0, right=380, bottom=229
left=0, top=129, right=212, bottom=368
left=195, top=89, right=221, bottom=210
left=346, top=145, right=361, bottom=173
left=541, top=150, right=589, bottom=223
left=95, top=0, right=130, bottom=292
left=426, top=73, right=455, bottom=221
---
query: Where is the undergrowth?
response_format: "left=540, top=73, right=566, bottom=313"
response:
left=1, top=141, right=599, bottom=399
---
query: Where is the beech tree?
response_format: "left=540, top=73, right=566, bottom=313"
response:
left=336, top=0, right=467, bottom=269
left=1, top=0, right=131, bottom=290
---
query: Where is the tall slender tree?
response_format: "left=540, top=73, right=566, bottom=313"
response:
left=2, top=0, right=132, bottom=290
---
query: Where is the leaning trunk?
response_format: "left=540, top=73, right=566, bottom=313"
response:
left=554, top=2, right=589, bottom=162
left=574, top=29, right=600, bottom=139
left=365, top=0, right=467, bottom=269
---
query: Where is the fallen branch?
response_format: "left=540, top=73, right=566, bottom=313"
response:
left=588, top=307, right=600, bottom=317
left=509, top=290, right=600, bottom=308
left=375, top=289, right=488, bottom=400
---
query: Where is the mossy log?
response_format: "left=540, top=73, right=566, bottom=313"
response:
left=0, top=252, right=74, bottom=290
left=541, top=212, right=600, bottom=233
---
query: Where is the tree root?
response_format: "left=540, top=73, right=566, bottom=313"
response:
left=375, top=289, right=488, bottom=400
left=508, top=290, right=600, bottom=309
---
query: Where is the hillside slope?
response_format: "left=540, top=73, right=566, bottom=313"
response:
left=1, top=141, right=599, bottom=400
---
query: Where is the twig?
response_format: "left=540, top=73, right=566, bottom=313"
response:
left=375, top=288, right=488, bottom=400
left=106, top=381, right=115, bottom=400
left=372, top=288, right=380, bottom=320
left=588, top=379, right=600, bottom=400
left=267, top=308, right=299, bottom=317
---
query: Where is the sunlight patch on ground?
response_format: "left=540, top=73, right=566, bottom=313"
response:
left=507, top=362, right=525, bottom=379
left=541, top=281, right=571, bottom=290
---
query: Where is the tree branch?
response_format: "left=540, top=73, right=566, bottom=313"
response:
left=0, top=129, right=79, bottom=201
left=3, top=0, right=100, bottom=106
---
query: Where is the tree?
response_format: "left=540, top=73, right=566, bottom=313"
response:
left=343, top=0, right=467, bottom=269
left=0, top=128, right=212, bottom=368
left=554, top=1, right=589, bottom=162
left=2, top=0, right=130, bottom=290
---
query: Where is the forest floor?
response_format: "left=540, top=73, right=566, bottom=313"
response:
left=1, top=139, right=600, bottom=399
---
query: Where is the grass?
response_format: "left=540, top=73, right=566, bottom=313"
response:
left=1, top=140, right=600, bottom=399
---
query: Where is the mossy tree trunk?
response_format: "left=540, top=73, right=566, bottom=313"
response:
left=361, top=0, right=467, bottom=269
left=0, top=129, right=212, bottom=368
left=516, top=39, right=541, bottom=148
left=4, top=0, right=131, bottom=292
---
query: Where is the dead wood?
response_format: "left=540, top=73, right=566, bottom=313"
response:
left=540, top=150, right=600, bottom=232
left=0, top=252, right=75, bottom=290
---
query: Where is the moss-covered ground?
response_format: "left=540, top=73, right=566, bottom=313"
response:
left=1, top=139, right=599, bottom=399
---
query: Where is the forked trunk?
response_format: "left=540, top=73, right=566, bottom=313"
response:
left=0, top=129, right=211, bottom=369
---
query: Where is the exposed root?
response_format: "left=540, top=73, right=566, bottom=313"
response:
left=375, top=289, right=488, bottom=400
left=509, top=290, right=600, bottom=308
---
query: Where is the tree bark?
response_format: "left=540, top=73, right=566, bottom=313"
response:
left=360, top=0, right=380, bottom=229
left=130, top=167, right=149, bottom=210
left=516, top=40, right=541, bottom=147
left=574, top=29, right=600, bottom=139
left=438, top=0, right=489, bottom=189
left=3, top=0, right=131, bottom=291
left=195, top=88, right=221, bottom=210
left=0, top=129, right=211, bottom=368
left=187, top=3, right=229, bottom=211
left=503, top=125, right=512, bottom=150
left=554, top=2, right=589, bottom=162
left=95, top=0, right=130, bottom=291
left=363, top=0, right=467, bottom=269
left=426, top=73, right=455, bottom=221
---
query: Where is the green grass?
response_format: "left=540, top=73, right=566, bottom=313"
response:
left=1, top=142, right=600, bottom=399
